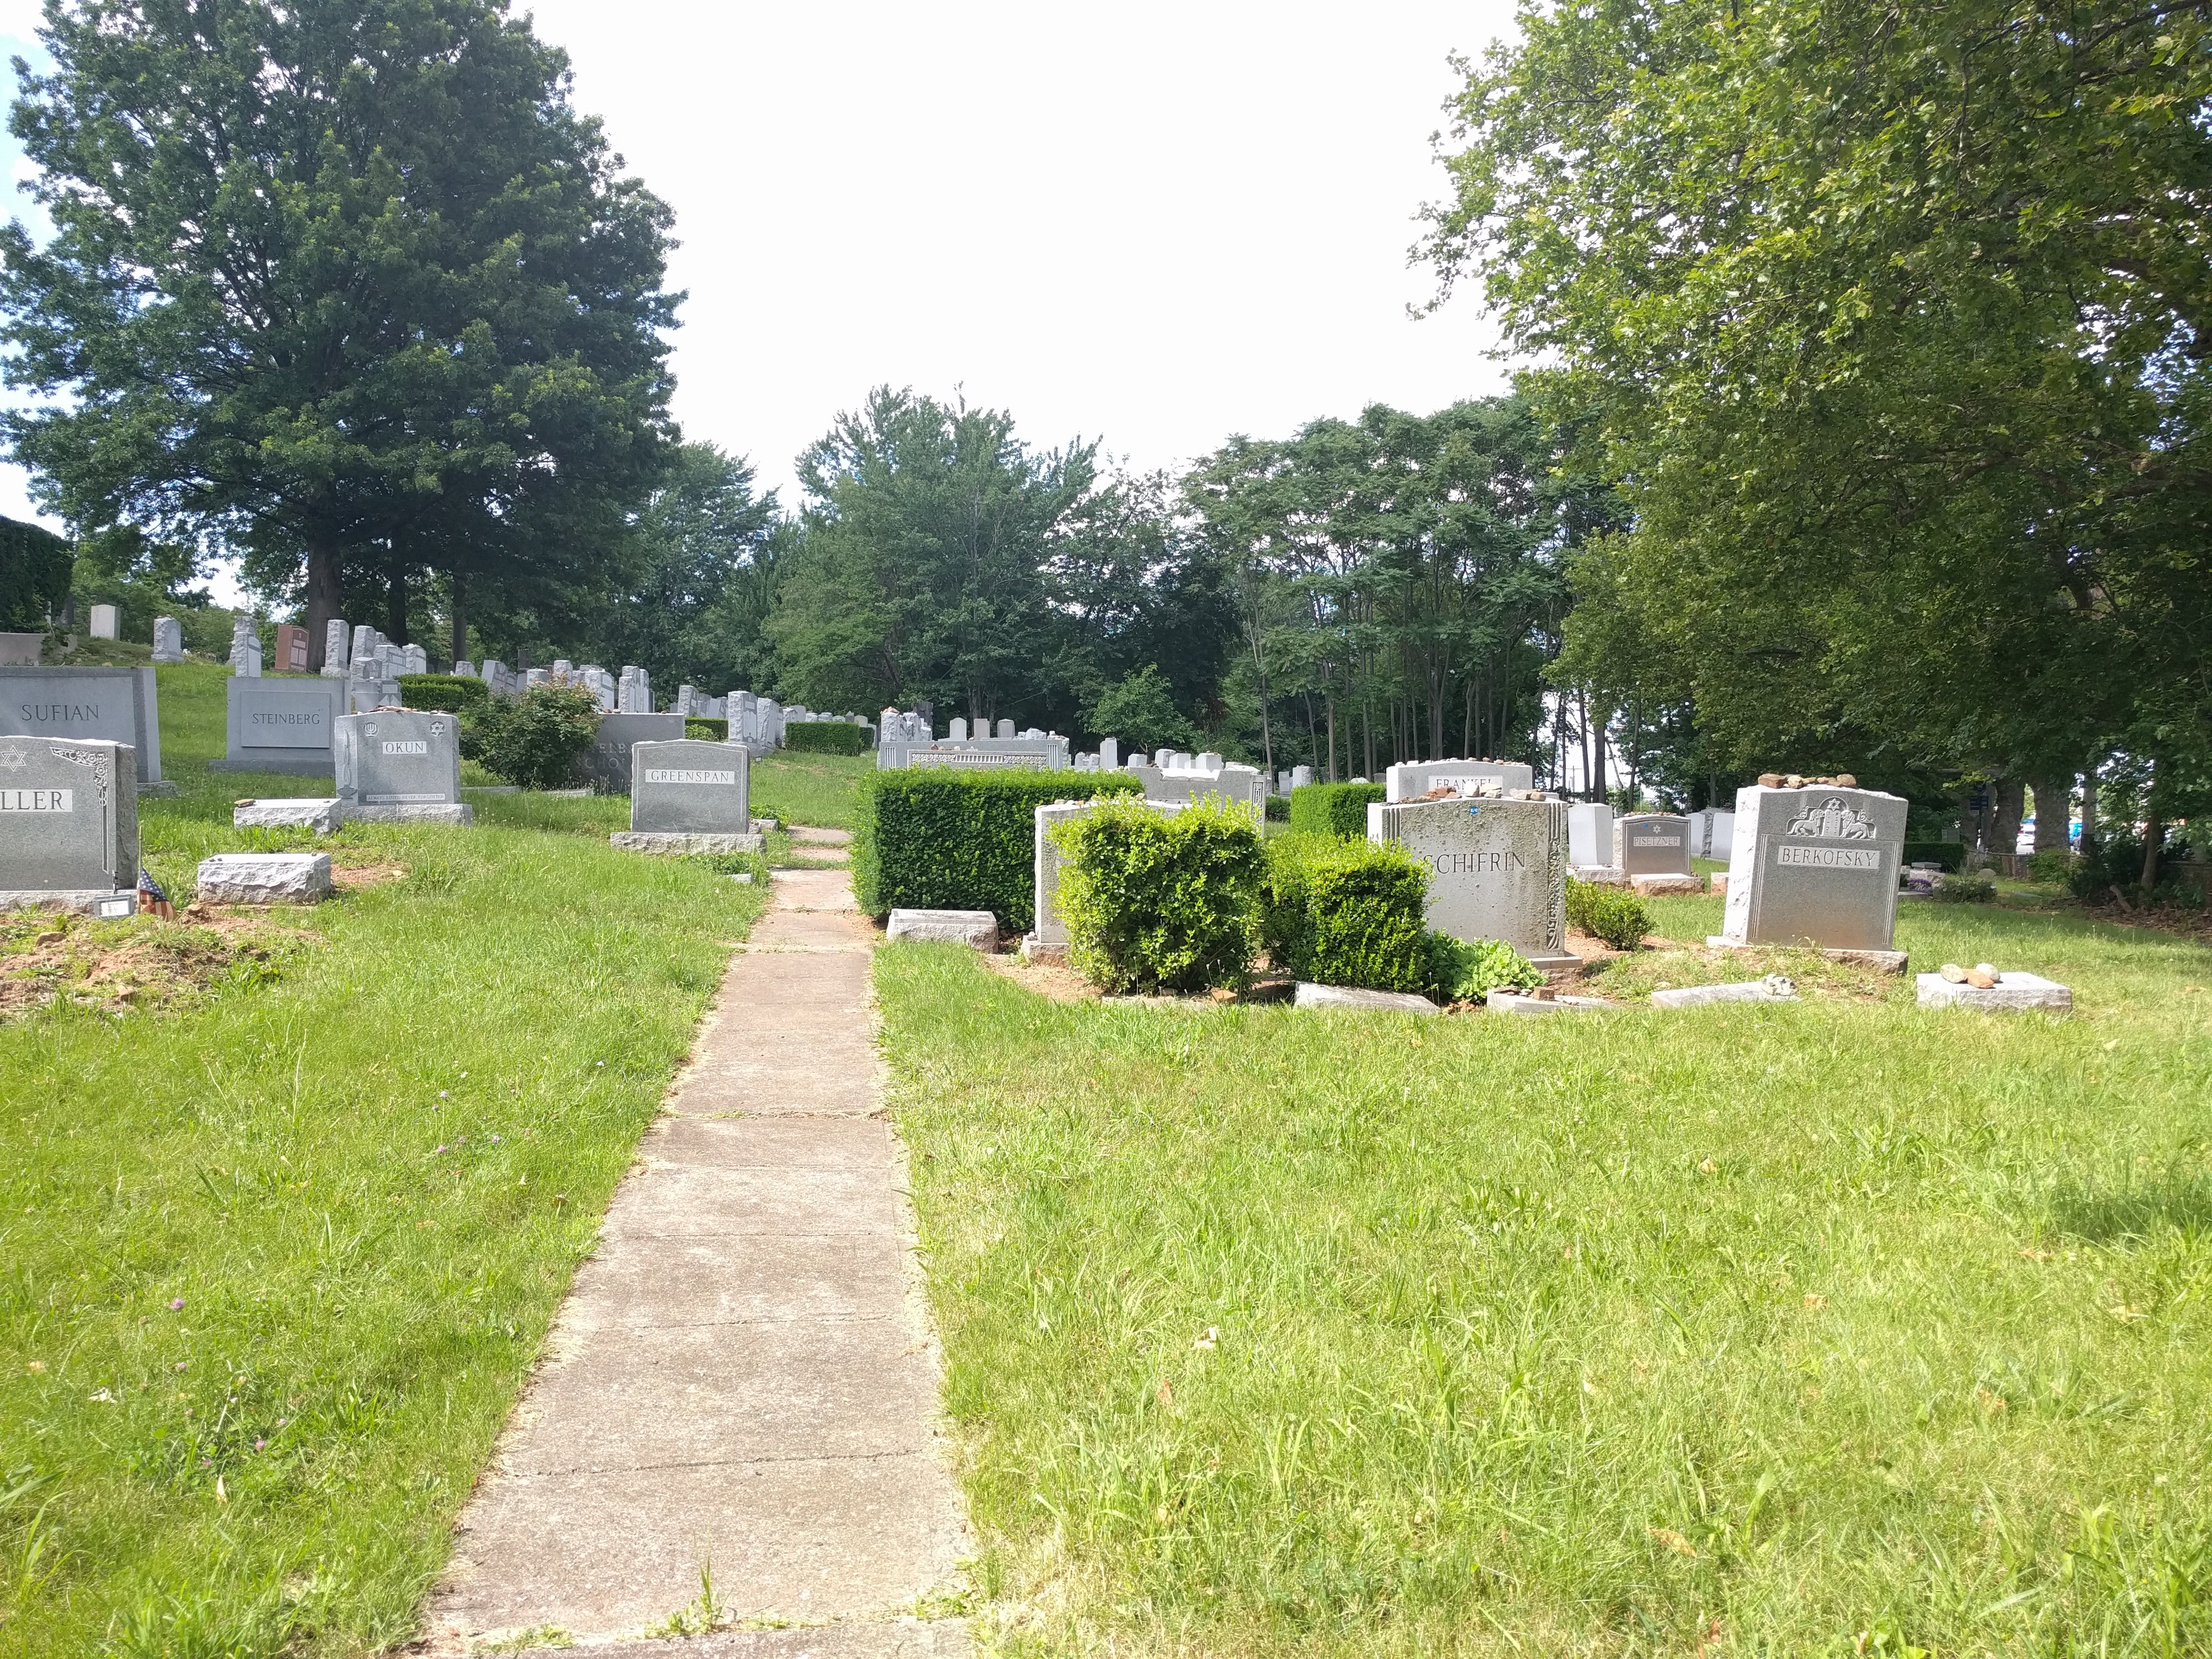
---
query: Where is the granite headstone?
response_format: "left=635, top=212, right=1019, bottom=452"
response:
left=1614, top=812, right=1693, bottom=877
left=213, top=675, right=345, bottom=775
left=1386, top=757, right=1537, bottom=802
left=630, top=738, right=751, bottom=832
left=0, top=735, right=138, bottom=910
left=582, top=711, right=686, bottom=791
left=151, top=616, right=183, bottom=662
left=1717, top=785, right=1908, bottom=951
left=1369, top=793, right=1573, bottom=969
left=335, top=709, right=470, bottom=821
left=0, top=666, right=164, bottom=782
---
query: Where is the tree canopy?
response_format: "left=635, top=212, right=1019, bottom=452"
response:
left=1, top=0, right=679, bottom=665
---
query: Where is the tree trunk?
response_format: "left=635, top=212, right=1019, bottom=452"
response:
left=2030, top=776, right=2071, bottom=854
left=1325, top=695, right=1338, bottom=783
left=2079, top=770, right=2099, bottom=851
left=2142, top=759, right=2163, bottom=887
left=386, top=562, right=409, bottom=644
left=449, top=569, right=467, bottom=669
left=306, top=539, right=344, bottom=672
left=1991, top=778, right=2026, bottom=873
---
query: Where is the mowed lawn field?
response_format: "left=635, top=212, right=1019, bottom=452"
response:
left=1, top=663, right=769, bottom=1656
left=883, top=896, right=2212, bottom=1656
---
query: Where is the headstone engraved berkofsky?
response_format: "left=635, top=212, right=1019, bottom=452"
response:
left=1369, top=794, right=1575, bottom=969
left=610, top=738, right=759, bottom=854
left=334, top=710, right=472, bottom=823
left=1718, top=784, right=1908, bottom=951
left=213, top=675, right=346, bottom=775
left=0, top=736, right=139, bottom=911
left=0, top=666, right=165, bottom=783
left=1613, top=811, right=1693, bottom=877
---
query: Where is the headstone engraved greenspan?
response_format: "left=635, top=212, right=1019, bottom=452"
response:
left=0, top=666, right=165, bottom=782
left=1717, top=785, right=1908, bottom=951
left=1368, top=793, right=1576, bottom=970
left=1613, top=811, right=1693, bottom=877
left=334, top=710, right=472, bottom=823
left=0, top=736, right=139, bottom=911
left=213, top=675, right=346, bottom=775
left=629, top=740, right=751, bottom=832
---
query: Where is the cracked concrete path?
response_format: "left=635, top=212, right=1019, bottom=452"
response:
left=424, top=867, right=968, bottom=1654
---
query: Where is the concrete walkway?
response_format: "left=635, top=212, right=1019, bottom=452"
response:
left=425, top=865, right=968, bottom=1655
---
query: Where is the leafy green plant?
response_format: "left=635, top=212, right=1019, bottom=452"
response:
left=1264, top=833, right=1434, bottom=993
left=1053, top=798, right=1267, bottom=994
left=1087, top=664, right=1198, bottom=755
left=1931, top=868, right=1998, bottom=904
left=1263, top=794, right=1289, bottom=822
left=396, top=673, right=488, bottom=713
left=684, top=717, right=727, bottom=741
left=1565, top=877, right=1652, bottom=949
left=468, top=685, right=602, bottom=791
left=785, top=722, right=870, bottom=755
left=2023, top=848, right=2074, bottom=885
left=1426, top=934, right=1545, bottom=1002
left=856, top=769, right=1139, bottom=929
left=1287, top=782, right=1385, bottom=840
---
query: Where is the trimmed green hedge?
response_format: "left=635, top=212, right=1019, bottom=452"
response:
left=1565, top=877, right=1652, bottom=950
left=1054, top=798, right=1267, bottom=993
left=397, top=673, right=489, bottom=713
left=1289, top=781, right=1385, bottom=839
left=1901, top=840, right=1966, bottom=872
left=856, top=769, right=1141, bottom=929
left=685, top=717, right=729, bottom=741
left=786, top=721, right=871, bottom=755
left=1263, top=833, right=1433, bottom=993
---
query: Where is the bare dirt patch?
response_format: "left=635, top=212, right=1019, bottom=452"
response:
left=0, top=910, right=314, bottom=1019
left=330, top=861, right=408, bottom=889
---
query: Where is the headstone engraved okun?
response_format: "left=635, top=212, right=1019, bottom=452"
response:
left=0, top=666, right=165, bottom=782
left=1613, top=812, right=1693, bottom=877
left=0, top=736, right=139, bottom=911
left=334, top=710, right=472, bottom=823
left=214, top=675, right=346, bottom=775
left=1718, top=784, right=1908, bottom=951
left=1368, top=794, right=1575, bottom=969
left=610, top=738, right=761, bottom=854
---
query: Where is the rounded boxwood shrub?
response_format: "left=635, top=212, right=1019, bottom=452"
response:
left=467, top=684, right=601, bottom=790
left=1565, top=877, right=1653, bottom=950
left=685, top=717, right=729, bottom=741
left=1288, top=781, right=1385, bottom=839
left=1053, top=797, right=1267, bottom=994
left=1265, top=833, right=1434, bottom=994
left=785, top=722, right=871, bottom=755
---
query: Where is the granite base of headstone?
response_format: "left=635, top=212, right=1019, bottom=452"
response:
left=1488, top=991, right=1611, bottom=1015
left=1716, top=783, right=1908, bottom=953
left=0, top=736, right=139, bottom=913
left=233, top=798, right=344, bottom=834
left=1368, top=793, right=1575, bottom=970
left=1651, top=975, right=1797, bottom=1009
left=1916, top=971, right=2070, bottom=1012
left=1, top=665, right=165, bottom=782
left=1629, top=873, right=1705, bottom=896
left=886, top=909, right=999, bottom=948
left=335, top=709, right=472, bottom=823
left=196, top=853, right=331, bottom=905
left=211, top=675, right=345, bottom=775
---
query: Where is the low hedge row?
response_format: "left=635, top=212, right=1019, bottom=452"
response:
left=1901, top=840, right=1966, bottom=872
left=397, top=673, right=489, bottom=713
left=1054, top=798, right=1267, bottom=992
left=1289, top=781, right=1385, bottom=839
left=1263, top=833, right=1432, bottom=994
left=786, top=722, right=871, bottom=755
left=685, top=717, right=729, bottom=741
left=855, top=769, right=1141, bottom=930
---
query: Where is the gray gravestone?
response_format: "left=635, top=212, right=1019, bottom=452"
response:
left=1369, top=794, right=1574, bottom=969
left=1386, top=757, right=1536, bottom=802
left=1128, top=758, right=1266, bottom=815
left=335, top=709, right=471, bottom=822
left=1568, top=802, right=1615, bottom=868
left=89, top=603, right=119, bottom=640
left=1717, top=785, right=1908, bottom=951
left=909, top=747, right=1052, bottom=771
left=151, top=616, right=183, bottom=662
left=322, top=618, right=352, bottom=676
left=0, top=666, right=165, bottom=782
left=1614, top=811, right=1692, bottom=877
left=582, top=711, right=686, bottom=791
left=630, top=739, right=751, bottom=832
left=0, top=736, right=138, bottom=910
left=212, top=675, right=345, bottom=775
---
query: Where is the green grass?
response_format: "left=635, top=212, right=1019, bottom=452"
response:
left=1, top=665, right=765, bottom=1656
left=749, top=750, right=874, bottom=830
left=882, top=896, right=2212, bottom=1656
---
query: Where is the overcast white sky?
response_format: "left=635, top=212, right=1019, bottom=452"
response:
left=0, top=1, right=1521, bottom=601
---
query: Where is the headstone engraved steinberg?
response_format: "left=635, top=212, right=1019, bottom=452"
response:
left=0, top=666, right=165, bottom=783
left=1368, top=794, right=1575, bottom=969
left=334, top=710, right=472, bottom=823
left=610, top=739, right=760, bottom=854
left=0, top=736, right=139, bottom=912
left=1716, top=784, right=1908, bottom=952
left=1613, top=812, right=1693, bottom=878
left=213, top=675, right=346, bottom=775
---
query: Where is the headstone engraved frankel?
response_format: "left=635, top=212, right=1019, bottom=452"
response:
left=1716, top=783, right=1908, bottom=953
left=213, top=675, right=345, bottom=775
left=1369, top=794, right=1575, bottom=970
left=1, top=665, right=166, bottom=785
left=1386, top=757, right=1536, bottom=802
left=610, top=739, right=760, bottom=854
left=0, top=736, right=139, bottom=913
left=334, top=710, right=473, bottom=824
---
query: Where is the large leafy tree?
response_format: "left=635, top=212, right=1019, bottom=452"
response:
left=1, top=0, right=678, bottom=665
left=771, top=387, right=1097, bottom=723
left=1424, top=0, right=2212, bottom=831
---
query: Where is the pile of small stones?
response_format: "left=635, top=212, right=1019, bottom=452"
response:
left=1757, top=772, right=1857, bottom=788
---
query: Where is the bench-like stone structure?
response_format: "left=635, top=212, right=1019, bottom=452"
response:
left=1916, top=970, right=2071, bottom=1012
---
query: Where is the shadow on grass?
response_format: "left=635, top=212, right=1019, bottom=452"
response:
left=2049, top=1177, right=2212, bottom=1244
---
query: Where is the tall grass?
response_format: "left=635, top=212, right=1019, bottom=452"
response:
left=883, top=896, right=2212, bottom=1655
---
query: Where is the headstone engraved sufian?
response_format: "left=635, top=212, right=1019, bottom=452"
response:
left=0, top=736, right=139, bottom=912
left=1614, top=812, right=1693, bottom=877
left=0, top=666, right=165, bottom=783
left=1369, top=793, right=1575, bottom=969
left=1716, top=784, right=1908, bottom=952
left=213, top=675, right=345, bottom=775
left=610, top=738, right=760, bottom=853
left=335, top=710, right=472, bottom=823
